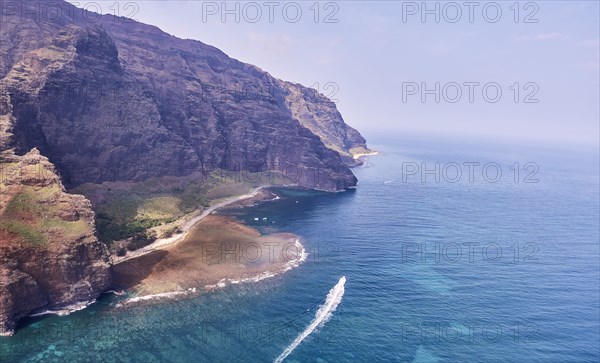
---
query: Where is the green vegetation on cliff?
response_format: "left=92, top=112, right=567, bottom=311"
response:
left=72, top=171, right=273, bottom=245
left=1, top=164, right=89, bottom=246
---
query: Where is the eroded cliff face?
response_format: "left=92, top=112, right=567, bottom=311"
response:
left=0, top=149, right=111, bottom=336
left=0, top=0, right=371, bottom=192
left=277, top=80, right=372, bottom=166
left=0, top=0, right=372, bottom=334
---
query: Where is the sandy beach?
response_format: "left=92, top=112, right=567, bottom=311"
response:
left=111, top=188, right=306, bottom=303
left=111, top=186, right=268, bottom=264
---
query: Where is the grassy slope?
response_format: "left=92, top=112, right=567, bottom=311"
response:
left=71, top=171, right=282, bottom=246
left=0, top=163, right=89, bottom=246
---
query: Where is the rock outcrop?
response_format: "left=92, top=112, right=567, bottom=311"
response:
left=277, top=80, right=371, bottom=165
left=0, top=0, right=372, bottom=191
left=0, top=149, right=111, bottom=336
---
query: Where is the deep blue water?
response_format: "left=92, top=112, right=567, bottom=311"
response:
left=1, top=137, right=599, bottom=362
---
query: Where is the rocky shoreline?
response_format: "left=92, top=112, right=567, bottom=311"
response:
left=0, top=150, right=111, bottom=336
left=1, top=176, right=304, bottom=335
left=112, top=215, right=305, bottom=304
left=110, top=187, right=306, bottom=301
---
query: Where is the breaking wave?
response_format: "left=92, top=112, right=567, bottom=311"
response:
left=205, top=238, right=308, bottom=290
left=29, top=300, right=95, bottom=317
left=115, top=288, right=197, bottom=307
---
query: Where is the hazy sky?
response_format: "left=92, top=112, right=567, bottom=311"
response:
left=67, top=1, right=599, bottom=147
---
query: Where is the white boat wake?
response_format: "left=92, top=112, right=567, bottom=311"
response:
left=273, top=276, right=346, bottom=363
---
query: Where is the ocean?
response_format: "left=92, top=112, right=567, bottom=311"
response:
left=1, top=136, right=599, bottom=363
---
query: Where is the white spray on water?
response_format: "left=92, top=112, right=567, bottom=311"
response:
left=273, top=276, right=346, bottom=363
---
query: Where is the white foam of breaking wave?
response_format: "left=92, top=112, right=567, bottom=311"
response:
left=273, top=276, right=346, bottom=363
left=106, top=290, right=126, bottom=296
left=205, top=239, right=308, bottom=290
left=115, top=288, right=197, bottom=307
left=281, top=238, right=309, bottom=272
left=29, top=300, right=94, bottom=317
left=264, top=195, right=281, bottom=202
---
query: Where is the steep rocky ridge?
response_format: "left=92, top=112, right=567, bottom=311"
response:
left=1, top=0, right=372, bottom=191
left=276, top=80, right=371, bottom=165
left=0, top=149, right=111, bottom=336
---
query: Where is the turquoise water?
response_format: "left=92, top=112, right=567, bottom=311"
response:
left=1, top=137, right=599, bottom=362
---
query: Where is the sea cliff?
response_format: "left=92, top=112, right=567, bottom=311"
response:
left=0, top=0, right=372, bottom=334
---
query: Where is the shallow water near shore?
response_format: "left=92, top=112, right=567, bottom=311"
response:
left=1, top=137, right=599, bottom=362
